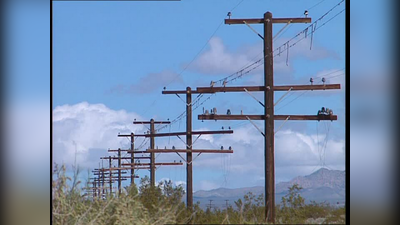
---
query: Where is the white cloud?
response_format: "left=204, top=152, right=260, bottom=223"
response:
left=52, top=102, right=345, bottom=189
left=196, top=180, right=220, bottom=192
left=189, top=124, right=344, bottom=185
left=188, top=37, right=292, bottom=76
left=187, top=36, right=340, bottom=82
left=53, top=102, right=143, bottom=168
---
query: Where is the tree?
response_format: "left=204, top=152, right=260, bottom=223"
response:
left=277, top=184, right=307, bottom=224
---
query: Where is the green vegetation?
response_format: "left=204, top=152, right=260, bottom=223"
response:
left=52, top=164, right=345, bottom=224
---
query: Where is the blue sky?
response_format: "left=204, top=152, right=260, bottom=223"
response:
left=51, top=0, right=346, bottom=191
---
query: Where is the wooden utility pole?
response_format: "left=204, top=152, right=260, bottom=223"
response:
left=195, top=12, right=341, bottom=223
left=207, top=200, right=214, bottom=210
left=131, top=119, right=171, bottom=186
left=93, top=179, right=97, bottom=198
left=186, top=87, right=193, bottom=209
left=160, top=87, right=235, bottom=210
left=118, top=119, right=184, bottom=187
left=150, top=119, right=156, bottom=186
left=108, top=146, right=150, bottom=185
left=264, top=12, right=275, bottom=222
left=118, top=148, right=122, bottom=195
left=108, top=156, right=113, bottom=195
left=225, top=200, right=229, bottom=209
left=130, top=133, right=135, bottom=185
left=101, top=163, right=105, bottom=197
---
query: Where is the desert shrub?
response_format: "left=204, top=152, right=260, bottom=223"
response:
left=52, top=164, right=345, bottom=224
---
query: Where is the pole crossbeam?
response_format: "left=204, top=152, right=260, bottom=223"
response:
left=100, top=156, right=150, bottom=160
left=225, top=17, right=311, bottom=24
left=121, top=162, right=184, bottom=166
left=97, top=167, right=151, bottom=171
left=162, top=90, right=201, bottom=95
left=146, top=149, right=233, bottom=153
left=198, top=114, right=337, bottom=121
left=92, top=172, right=127, bottom=175
left=133, top=121, right=171, bottom=124
left=117, top=134, right=147, bottom=137
left=195, top=84, right=340, bottom=93
left=121, top=130, right=233, bottom=138
left=91, top=175, right=140, bottom=178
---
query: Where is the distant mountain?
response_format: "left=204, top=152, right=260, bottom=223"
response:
left=194, top=186, right=264, bottom=198
left=188, top=168, right=345, bottom=210
left=276, top=168, right=345, bottom=193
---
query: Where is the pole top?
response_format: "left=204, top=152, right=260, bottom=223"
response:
left=265, top=11, right=272, bottom=17
left=150, top=118, right=154, bottom=122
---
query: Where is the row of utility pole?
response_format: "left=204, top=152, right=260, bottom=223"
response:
left=85, top=11, right=340, bottom=224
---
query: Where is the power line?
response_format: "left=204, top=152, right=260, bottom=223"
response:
left=275, top=73, right=344, bottom=112
left=166, top=0, right=247, bottom=87
left=165, top=21, right=225, bottom=88
left=153, top=1, right=345, bottom=132
left=276, top=68, right=345, bottom=107
left=211, top=1, right=345, bottom=86
left=139, top=0, right=247, bottom=117
left=229, top=0, right=246, bottom=12
left=274, top=0, right=332, bottom=40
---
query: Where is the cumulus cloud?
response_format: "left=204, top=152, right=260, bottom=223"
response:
left=187, top=37, right=288, bottom=76
left=53, top=102, right=144, bottom=168
left=189, top=123, right=344, bottom=185
left=52, top=102, right=344, bottom=189
left=187, top=37, right=264, bottom=75
left=106, top=70, right=183, bottom=94
left=187, top=37, right=340, bottom=80
left=273, top=36, right=341, bottom=61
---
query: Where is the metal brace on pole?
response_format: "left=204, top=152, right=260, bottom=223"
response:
left=274, top=87, right=292, bottom=106
left=189, top=152, right=202, bottom=164
left=175, top=152, right=188, bottom=164
left=246, top=116, right=265, bottom=136
left=243, top=21, right=264, bottom=40
left=274, top=116, right=290, bottom=134
left=177, top=134, right=202, bottom=148
left=273, top=21, right=291, bottom=40
left=176, top=94, right=192, bottom=106
left=244, top=88, right=265, bottom=107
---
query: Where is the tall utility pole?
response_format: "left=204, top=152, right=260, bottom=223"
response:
left=118, top=119, right=184, bottom=187
left=108, top=148, right=149, bottom=185
left=101, top=162, right=105, bottom=197
left=264, top=12, right=275, bottom=222
left=108, top=156, right=113, bottom=195
left=186, top=87, right=193, bottom=208
left=117, top=148, right=122, bottom=195
left=196, top=12, right=341, bottom=223
left=150, top=119, right=156, bottom=186
left=132, top=119, right=172, bottom=186
left=130, top=133, right=135, bottom=185
left=160, top=87, right=235, bottom=210
left=207, top=200, right=214, bottom=210
left=115, top=133, right=138, bottom=185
